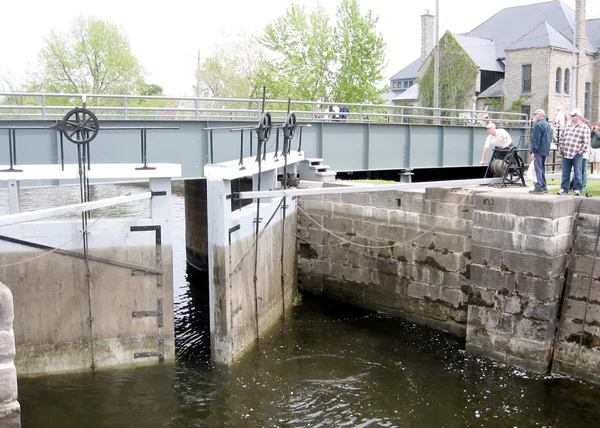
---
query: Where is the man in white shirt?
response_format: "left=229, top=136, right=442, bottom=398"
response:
left=479, top=122, right=513, bottom=165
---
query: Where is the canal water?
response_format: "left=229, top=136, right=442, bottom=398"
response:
left=4, top=182, right=600, bottom=427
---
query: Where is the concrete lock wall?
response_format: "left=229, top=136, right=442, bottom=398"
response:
left=297, top=185, right=600, bottom=380
left=0, top=178, right=175, bottom=375
left=0, top=282, right=20, bottom=428
left=207, top=178, right=297, bottom=364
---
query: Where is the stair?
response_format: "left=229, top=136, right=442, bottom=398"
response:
left=297, top=158, right=337, bottom=182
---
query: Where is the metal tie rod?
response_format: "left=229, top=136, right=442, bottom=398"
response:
left=235, top=178, right=502, bottom=200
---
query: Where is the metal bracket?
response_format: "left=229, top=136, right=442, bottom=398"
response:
left=130, top=225, right=163, bottom=287
left=228, top=224, right=241, bottom=245
left=151, top=191, right=167, bottom=197
left=132, top=299, right=163, bottom=327
left=134, top=339, right=165, bottom=363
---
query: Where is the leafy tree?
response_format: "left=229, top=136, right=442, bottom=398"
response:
left=418, top=31, right=478, bottom=112
left=195, top=33, right=268, bottom=100
left=260, top=0, right=385, bottom=104
left=29, top=16, right=145, bottom=97
left=260, top=4, right=337, bottom=102
left=332, top=0, right=386, bottom=103
left=140, top=84, right=164, bottom=96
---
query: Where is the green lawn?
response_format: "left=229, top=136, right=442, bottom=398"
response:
left=545, top=178, right=600, bottom=196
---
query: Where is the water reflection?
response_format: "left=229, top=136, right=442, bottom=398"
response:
left=8, top=182, right=600, bottom=427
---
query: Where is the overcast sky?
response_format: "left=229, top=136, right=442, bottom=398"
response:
left=1, top=0, right=599, bottom=97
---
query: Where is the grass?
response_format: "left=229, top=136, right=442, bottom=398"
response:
left=544, top=178, right=600, bottom=196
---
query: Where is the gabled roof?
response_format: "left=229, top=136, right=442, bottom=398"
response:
left=393, top=83, right=419, bottom=101
left=505, top=21, right=575, bottom=51
left=465, top=0, right=595, bottom=58
left=478, top=79, right=504, bottom=98
left=453, top=34, right=504, bottom=72
left=587, top=18, right=600, bottom=51
left=389, top=58, right=420, bottom=81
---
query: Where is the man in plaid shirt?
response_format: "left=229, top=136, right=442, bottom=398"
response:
left=557, top=108, right=591, bottom=196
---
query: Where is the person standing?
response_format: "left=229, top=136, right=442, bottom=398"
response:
left=557, top=109, right=591, bottom=196
left=591, top=122, right=600, bottom=174
left=479, top=122, right=513, bottom=165
left=529, top=109, right=552, bottom=194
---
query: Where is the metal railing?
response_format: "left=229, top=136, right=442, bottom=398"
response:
left=0, top=92, right=530, bottom=127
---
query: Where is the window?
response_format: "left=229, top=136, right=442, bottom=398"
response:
left=521, top=105, right=531, bottom=118
left=564, top=68, right=570, bottom=94
left=522, top=65, right=532, bottom=93
left=555, top=68, right=562, bottom=93
left=585, top=82, right=592, bottom=119
left=392, top=81, right=398, bottom=89
left=408, top=80, right=414, bottom=88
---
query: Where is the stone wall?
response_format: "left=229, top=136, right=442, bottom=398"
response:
left=297, top=186, right=476, bottom=337
left=297, top=184, right=600, bottom=381
left=553, top=198, right=600, bottom=382
left=466, top=193, right=574, bottom=372
left=0, top=282, right=20, bottom=428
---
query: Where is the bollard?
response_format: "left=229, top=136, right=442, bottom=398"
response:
left=0, top=282, right=21, bottom=428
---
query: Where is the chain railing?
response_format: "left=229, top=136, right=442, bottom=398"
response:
left=0, top=92, right=530, bottom=127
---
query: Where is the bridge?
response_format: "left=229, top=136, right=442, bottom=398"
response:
left=0, top=92, right=530, bottom=186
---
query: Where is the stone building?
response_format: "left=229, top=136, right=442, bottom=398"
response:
left=387, top=0, right=600, bottom=122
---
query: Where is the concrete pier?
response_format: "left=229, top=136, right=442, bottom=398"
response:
left=0, top=282, right=20, bottom=428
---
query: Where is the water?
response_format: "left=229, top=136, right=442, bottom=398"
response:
left=5, top=183, right=600, bottom=427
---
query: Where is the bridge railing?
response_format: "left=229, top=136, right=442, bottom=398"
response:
left=0, top=92, right=529, bottom=127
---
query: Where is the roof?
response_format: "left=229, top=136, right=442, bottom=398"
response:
left=478, top=78, right=505, bottom=98
left=393, top=83, right=419, bottom=101
left=453, top=34, right=504, bottom=72
left=465, top=0, right=595, bottom=58
left=587, top=18, right=600, bottom=51
left=505, top=21, right=575, bottom=51
left=389, top=58, right=421, bottom=81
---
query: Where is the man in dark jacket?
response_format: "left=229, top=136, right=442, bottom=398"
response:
left=529, top=108, right=552, bottom=194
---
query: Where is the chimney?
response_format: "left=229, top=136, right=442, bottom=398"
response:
left=575, top=0, right=586, bottom=108
left=421, top=10, right=434, bottom=66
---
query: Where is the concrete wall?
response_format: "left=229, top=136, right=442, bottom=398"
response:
left=0, top=179, right=174, bottom=375
left=297, top=185, right=476, bottom=337
left=297, top=184, right=600, bottom=381
left=207, top=178, right=298, bottom=364
left=0, top=282, right=20, bottom=427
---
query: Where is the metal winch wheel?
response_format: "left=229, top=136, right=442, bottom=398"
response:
left=490, top=154, right=523, bottom=184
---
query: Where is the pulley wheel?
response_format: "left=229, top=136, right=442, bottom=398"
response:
left=283, top=112, right=297, bottom=140
left=61, top=107, right=99, bottom=145
left=256, top=112, right=272, bottom=143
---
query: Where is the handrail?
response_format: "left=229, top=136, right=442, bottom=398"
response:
left=0, top=91, right=529, bottom=125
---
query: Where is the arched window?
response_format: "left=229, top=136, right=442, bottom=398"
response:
left=555, top=68, right=562, bottom=93
left=564, top=68, right=570, bottom=94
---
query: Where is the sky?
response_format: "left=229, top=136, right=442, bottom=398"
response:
left=1, top=0, right=599, bottom=97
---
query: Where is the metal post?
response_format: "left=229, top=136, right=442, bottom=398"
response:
left=194, top=99, right=199, bottom=120
left=8, top=180, right=20, bottom=214
left=433, top=0, right=440, bottom=124
left=124, top=96, right=128, bottom=119
left=41, top=94, right=47, bottom=119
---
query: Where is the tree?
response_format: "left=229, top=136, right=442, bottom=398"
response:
left=194, top=33, right=268, bottom=99
left=260, top=0, right=386, bottom=104
left=30, top=16, right=145, bottom=96
left=418, top=31, right=478, bottom=112
left=332, top=0, right=386, bottom=103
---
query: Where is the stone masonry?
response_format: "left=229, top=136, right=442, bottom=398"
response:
left=466, top=192, right=574, bottom=372
left=298, top=185, right=476, bottom=337
left=0, top=281, right=20, bottom=428
left=553, top=198, right=600, bottom=382
left=298, top=183, right=600, bottom=381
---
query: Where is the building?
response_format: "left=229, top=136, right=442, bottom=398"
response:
left=387, top=0, right=600, bottom=122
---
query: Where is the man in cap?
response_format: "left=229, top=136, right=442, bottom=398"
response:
left=479, top=122, right=513, bottom=165
left=529, top=109, right=552, bottom=193
left=556, top=108, right=591, bottom=196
